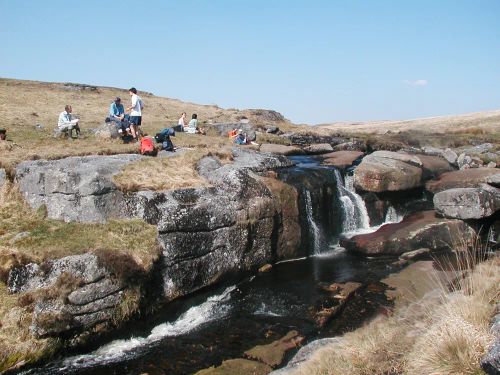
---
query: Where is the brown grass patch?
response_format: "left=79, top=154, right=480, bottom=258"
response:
left=113, top=147, right=233, bottom=192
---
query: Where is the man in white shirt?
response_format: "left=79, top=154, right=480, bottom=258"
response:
left=126, top=87, right=143, bottom=139
left=57, top=105, right=80, bottom=138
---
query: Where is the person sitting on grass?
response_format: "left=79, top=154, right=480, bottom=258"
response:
left=177, top=112, right=187, bottom=132
left=57, top=105, right=81, bottom=138
left=186, top=113, right=205, bottom=135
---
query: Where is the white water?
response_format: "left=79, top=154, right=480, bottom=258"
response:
left=333, top=170, right=370, bottom=236
left=57, top=286, right=236, bottom=370
left=333, top=170, right=404, bottom=239
left=304, top=190, right=322, bottom=254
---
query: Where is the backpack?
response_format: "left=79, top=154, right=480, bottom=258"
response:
left=140, top=137, right=157, bottom=156
left=154, top=128, right=175, bottom=143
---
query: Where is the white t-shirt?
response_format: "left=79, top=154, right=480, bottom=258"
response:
left=130, top=94, right=142, bottom=116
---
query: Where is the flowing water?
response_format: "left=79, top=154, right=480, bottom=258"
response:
left=17, top=156, right=405, bottom=375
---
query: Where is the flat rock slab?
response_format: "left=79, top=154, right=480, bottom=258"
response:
left=322, top=151, right=364, bottom=169
left=260, top=144, right=304, bottom=155
left=244, top=330, right=304, bottom=368
left=434, top=184, right=500, bottom=219
left=354, top=151, right=423, bottom=192
left=341, top=210, right=475, bottom=255
left=425, top=168, right=500, bottom=194
left=195, top=359, right=272, bottom=375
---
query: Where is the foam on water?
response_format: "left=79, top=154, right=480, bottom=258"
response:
left=56, top=286, right=236, bottom=371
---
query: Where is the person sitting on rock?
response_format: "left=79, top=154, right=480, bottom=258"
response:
left=58, top=105, right=81, bottom=138
left=108, top=97, right=131, bottom=136
left=186, top=113, right=205, bottom=135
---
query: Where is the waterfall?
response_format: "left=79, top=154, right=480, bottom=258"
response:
left=333, top=170, right=370, bottom=235
left=384, top=205, right=403, bottom=224
left=304, top=190, right=322, bottom=254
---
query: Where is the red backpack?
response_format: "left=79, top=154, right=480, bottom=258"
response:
left=140, top=137, right=157, bottom=156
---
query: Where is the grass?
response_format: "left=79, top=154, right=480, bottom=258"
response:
left=113, top=146, right=234, bottom=192
left=290, top=246, right=499, bottom=375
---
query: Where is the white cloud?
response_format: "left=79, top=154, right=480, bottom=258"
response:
left=405, top=79, right=428, bottom=87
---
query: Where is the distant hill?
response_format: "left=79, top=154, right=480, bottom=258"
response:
left=316, top=110, right=500, bottom=134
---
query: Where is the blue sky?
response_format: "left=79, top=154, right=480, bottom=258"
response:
left=1, top=0, right=499, bottom=124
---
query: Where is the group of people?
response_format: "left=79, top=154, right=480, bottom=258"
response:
left=107, top=87, right=144, bottom=140
left=177, top=112, right=205, bottom=134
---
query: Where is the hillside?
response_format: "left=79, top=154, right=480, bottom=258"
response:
left=317, top=109, right=500, bottom=134
left=0, top=78, right=294, bottom=172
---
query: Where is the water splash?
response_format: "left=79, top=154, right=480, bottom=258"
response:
left=49, top=286, right=236, bottom=372
left=384, top=205, right=403, bottom=224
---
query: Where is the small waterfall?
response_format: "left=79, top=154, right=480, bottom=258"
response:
left=333, top=170, right=370, bottom=235
left=384, top=205, right=403, bottom=224
left=304, top=190, right=322, bottom=254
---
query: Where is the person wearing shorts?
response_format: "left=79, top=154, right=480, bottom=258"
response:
left=126, top=87, right=143, bottom=139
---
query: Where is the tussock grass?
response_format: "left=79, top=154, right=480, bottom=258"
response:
left=291, top=247, right=499, bottom=375
left=113, top=147, right=233, bottom=192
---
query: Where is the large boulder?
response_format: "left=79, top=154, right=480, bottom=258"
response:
left=15, top=154, right=142, bottom=223
left=434, top=184, right=500, bottom=219
left=303, top=143, right=334, bottom=155
left=426, top=168, right=500, bottom=194
left=415, top=154, right=454, bottom=180
left=341, top=211, right=475, bottom=255
left=322, top=151, right=364, bottom=169
left=260, top=144, right=304, bottom=155
left=353, top=151, right=423, bottom=192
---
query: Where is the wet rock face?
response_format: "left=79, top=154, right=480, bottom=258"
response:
left=341, top=211, right=476, bottom=255
left=15, top=154, right=142, bottom=223
left=434, top=184, right=500, bottom=219
left=8, top=253, right=127, bottom=338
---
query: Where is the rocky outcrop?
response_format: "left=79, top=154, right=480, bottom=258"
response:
left=434, top=184, right=500, bottom=219
left=341, top=211, right=475, bottom=255
left=127, top=149, right=300, bottom=301
left=321, top=151, right=364, bottom=169
left=354, top=151, right=423, bottom=192
left=481, top=311, right=500, bottom=375
left=260, top=144, right=303, bottom=155
left=7, top=253, right=134, bottom=338
left=426, top=168, right=500, bottom=194
left=15, top=154, right=142, bottom=223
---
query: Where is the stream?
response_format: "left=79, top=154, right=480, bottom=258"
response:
left=18, top=156, right=405, bottom=375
